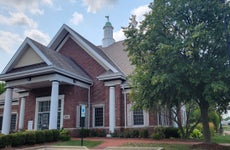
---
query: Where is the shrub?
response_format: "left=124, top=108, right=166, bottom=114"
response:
left=43, top=130, right=54, bottom=142
left=151, top=127, right=165, bottom=140
left=140, top=128, right=149, bottom=138
left=51, top=129, right=60, bottom=141
left=190, top=129, right=203, bottom=139
left=35, top=130, right=45, bottom=144
left=24, top=131, right=36, bottom=145
left=89, top=129, right=106, bottom=137
left=164, top=127, right=180, bottom=138
left=132, top=129, right=139, bottom=138
left=151, top=132, right=165, bottom=140
left=123, top=129, right=131, bottom=138
left=11, top=133, right=26, bottom=147
left=2, top=134, right=12, bottom=147
left=80, top=129, right=90, bottom=138
left=59, top=129, right=71, bottom=141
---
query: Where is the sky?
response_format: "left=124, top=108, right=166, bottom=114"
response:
left=0, top=0, right=152, bottom=73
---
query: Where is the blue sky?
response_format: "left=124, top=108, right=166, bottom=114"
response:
left=0, top=0, right=152, bottom=72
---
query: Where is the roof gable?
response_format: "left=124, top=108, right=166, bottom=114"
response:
left=2, top=38, right=51, bottom=74
left=14, top=46, right=44, bottom=68
left=48, top=24, right=120, bottom=73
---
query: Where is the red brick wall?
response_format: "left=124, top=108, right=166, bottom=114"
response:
left=59, top=38, right=108, bottom=127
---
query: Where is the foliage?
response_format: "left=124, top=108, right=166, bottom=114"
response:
left=0, top=129, right=61, bottom=148
left=0, top=82, right=5, bottom=95
left=59, top=129, right=71, bottom=141
left=35, top=130, right=45, bottom=144
left=89, top=129, right=106, bottom=137
left=124, top=0, right=230, bottom=142
left=164, top=127, right=180, bottom=138
left=209, top=111, right=221, bottom=132
left=151, top=127, right=165, bottom=140
left=132, top=129, right=139, bottom=138
left=190, top=129, right=203, bottom=139
left=140, top=128, right=149, bottom=138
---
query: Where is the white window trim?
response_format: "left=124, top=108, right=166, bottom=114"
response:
left=34, top=95, right=64, bottom=130
left=0, top=112, right=18, bottom=131
left=92, top=104, right=104, bottom=128
left=127, top=103, right=149, bottom=128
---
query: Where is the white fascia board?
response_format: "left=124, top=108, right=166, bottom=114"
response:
left=6, top=73, right=91, bottom=89
left=2, top=38, right=29, bottom=74
left=2, top=38, right=52, bottom=74
left=0, top=66, right=54, bottom=81
left=47, top=24, right=68, bottom=48
left=97, top=72, right=126, bottom=81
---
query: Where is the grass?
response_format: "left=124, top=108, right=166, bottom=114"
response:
left=55, top=140, right=103, bottom=148
left=212, top=134, right=230, bottom=143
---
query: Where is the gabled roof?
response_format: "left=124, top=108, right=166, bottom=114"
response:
left=0, top=38, right=92, bottom=84
left=48, top=24, right=122, bottom=74
left=100, top=41, right=135, bottom=76
left=2, top=38, right=51, bottom=74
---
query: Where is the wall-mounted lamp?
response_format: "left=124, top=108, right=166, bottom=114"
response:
left=27, top=77, right=31, bottom=81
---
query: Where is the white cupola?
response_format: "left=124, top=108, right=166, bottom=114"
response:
left=102, top=16, right=115, bottom=48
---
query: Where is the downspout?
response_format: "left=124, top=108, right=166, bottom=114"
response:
left=87, top=87, right=91, bottom=129
left=122, top=85, right=127, bottom=128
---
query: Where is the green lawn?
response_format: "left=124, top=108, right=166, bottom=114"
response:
left=212, top=134, right=230, bottom=143
left=55, top=140, right=103, bottom=148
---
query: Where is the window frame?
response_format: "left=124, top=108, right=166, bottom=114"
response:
left=92, top=104, right=104, bottom=128
left=34, top=95, right=64, bottom=130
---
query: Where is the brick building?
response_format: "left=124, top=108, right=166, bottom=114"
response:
left=0, top=20, right=176, bottom=135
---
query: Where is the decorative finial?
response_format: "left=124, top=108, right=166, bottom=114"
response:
left=131, top=15, right=138, bottom=27
left=105, top=16, right=109, bottom=22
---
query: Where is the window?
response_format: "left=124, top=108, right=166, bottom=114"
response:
left=10, top=114, right=17, bottom=131
left=133, top=110, right=144, bottom=125
left=94, top=107, right=103, bottom=127
left=0, top=114, right=17, bottom=131
left=35, top=95, right=64, bottom=130
left=127, top=103, right=149, bottom=127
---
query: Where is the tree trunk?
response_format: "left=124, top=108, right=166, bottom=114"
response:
left=199, top=100, right=211, bottom=143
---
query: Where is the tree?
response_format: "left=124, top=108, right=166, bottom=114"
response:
left=0, top=82, right=5, bottom=95
left=124, top=0, right=230, bottom=142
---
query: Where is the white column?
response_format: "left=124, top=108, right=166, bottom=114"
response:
left=19, top=97, right=25, bottom=130
left=2, top=88, right=13, bottom=134
left=109, top=86, right=115, bottom=133
left=49, top=81, right=59, bottom=129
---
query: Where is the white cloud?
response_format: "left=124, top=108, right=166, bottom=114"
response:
left=114, top=29, right=126, bottom=42
left=0, top=0, right=54, bottom=15
left=83, top=0, right=117, bottom=13
left=70, top=12, right=84, bottom=25
left=0, top=31, right=23, bottom=54
left=131, top=5, right=151, bottom=23
left=24, top=29, right=50, bottom=45
left=0, top=12, right=37, bottom=28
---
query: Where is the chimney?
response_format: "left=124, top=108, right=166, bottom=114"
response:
left=102, top=16, right=115, bottom=48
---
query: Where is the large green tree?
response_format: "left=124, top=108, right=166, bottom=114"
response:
left=0, top=82, right=5, bottom=95
left=124, top=0, right=230, bottom=142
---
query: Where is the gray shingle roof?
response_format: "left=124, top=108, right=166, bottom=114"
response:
left=30, top=38, right=92, bottom=82
left=100, top=41, right=135, bottom=76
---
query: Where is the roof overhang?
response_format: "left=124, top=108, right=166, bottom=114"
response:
left=0, top=66, right=93, bottom=86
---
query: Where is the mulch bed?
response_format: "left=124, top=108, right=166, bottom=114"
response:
left=192, top=143, right=230, bottom=150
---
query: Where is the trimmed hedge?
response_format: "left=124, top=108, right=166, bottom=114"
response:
left=0, top=129, right=69, bottom=148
